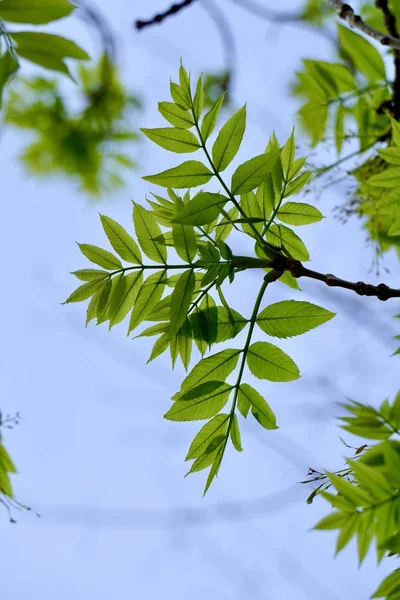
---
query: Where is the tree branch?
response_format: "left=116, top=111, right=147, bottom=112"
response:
left=328, top=0, right=400, bottom=49
left=289, top=260, right=400, bottom=301
left=134, top=0, right=196, bottom=31
left=375, top=0, right=400, bottom=119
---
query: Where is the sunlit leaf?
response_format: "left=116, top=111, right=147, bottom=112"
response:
left=0, top=0, right=74, bottom=24
left=178, top=349, right=241, bottom=396
left=171, top=192, right=228, bottom=225
left=239, top=383, right=277, bottom=429
left=143, top=161, right=213, bottom=188
left=201, top=92, right=225, bottom=142
left=108, top=271, right=143, bottom=328
left=212, top=105, right=246, bottom=172
left=100, top=215, right=142, bottom=264
left=141, top=127, right=200, bottom=153
left=78, top=244, right=122, bottom=270
left=186, top=414, right=229, bottom=460
left=170, top=270, right=196, bottom=336
left=256, top=300, right=335, bottom=338
left=133, top=204, right=167, bottom=264
left=158, top=101, right=194, bottom=129
left=231, top=150, right=280, bottom=195
left=247, top=341, right=300, bottom=382
left=165, top=383, right=231, bottom=421
left=338, top=23, right=386, bottom=82
left=128, top=270, right=167, bottom=333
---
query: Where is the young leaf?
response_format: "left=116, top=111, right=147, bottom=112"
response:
left=158, top=101, right=194, bottom=129
left=147, top=333, right=170, bottom=363
left=0, top=51, right=19, bottom=107
left=64, top=278, right=107, bottom=304
left=171, top=192, right=228, bottom=225
left=367, top=168, right=400, bottom=188
left=14, top=47, right=71, bottom=76
left=201, top=92, right=225, bottom=142
left=141, top=127, right=200, bottom=153
left=165, top=383, right=231, bottom=421
left=178, top=349, right=241, bottom=396
left=281, top=129, right=295, bottom=179
left=276, top=202, right=323, bottom=226
left=283, top=171, right=312, bottom=197
left=170, top=270, right=196, bottom=336
left=100, top=215, right=142, bottom=264
left=96, top=276, right=120, bottom=324
left=239, top=383, right=277, bottom=429
left=128, top=270, right=167, bottom=333
left=247, top=341, right=300, bottom=382
left=338, top=24, right=386, bottom=82
left=133, top=204, right=167, bottom=264
left=186, top=414, right=229, bottom=460
left=266, top=225, right=310, bottom=261
left=378, top=147, right=400, bottom=166
left=71, top=269, right=110, bottom=282
left=256, top=179, right=275, bottom=220
left=230, top=414, right=243, bottom=451
left=78, top=244, right=122, bottom=270
left=335, top=103, right=346, bottom=154
left=256, top=300, right=335, bottom=338
left=143, top=161, right=213, bottom=188
left=212, top=105, right=246, bottom=172
left=193, top=75, right=203, bottom=121
left=170, top=81, right=191, bottom=109
left=231, top=150, right=280, bottom=195
left=108, top=271, right=143, bottom=328
left=0, top=0, right=74, bottom=24
left=172, top=222, right=197, bottom=262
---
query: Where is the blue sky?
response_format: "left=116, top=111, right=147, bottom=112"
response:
left=1, top=1, right=399, bottom=598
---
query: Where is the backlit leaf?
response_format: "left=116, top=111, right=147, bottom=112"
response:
left=133, top=204, right=167, bottom=264
left=0, top=0, right=74, bottom=24
left=231, top=150, right=280, bottom=195
left=186, top=414, right=229, bottom=460
left=230, top=413, right=243, bottom=451
left=178, top=349, right=241, bottom=396
left=158, top=101, right=194, bottom=129
left=338, top=23, right=386, bottom=82
left=78, top=244, right=122, bottom=270
left=239, top=383, right=277, bottom=429
left=141, top=127, right=200, bottom=153
left=143, top=161, right=213, bottom=188
left=266, top=224, right=310, bottom=261
left=201, top=92, right=225, bottom=142
left=128, top=270, right=167, bottom=333
left=247, top=341, right=300, bottom=382
left=165, top=383, right=231, bottom=421
left=277, top=202, right=323, bottom=226
left=212, top=105, right=246, bottom=172
left=171, top=192, right=228, bottom=225
left=100, top=215, right=142, bottom=264
left=170, top=270, right=196, bottom=335
left=367, top=168, right=400, bottom=188
left=109, top=271, right=143, bottom=328
left=256, top=300, right=335, bottom=338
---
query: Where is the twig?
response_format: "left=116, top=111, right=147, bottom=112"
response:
left=328, top=0, right=400, bottom=49
left=135, top=0, right=196, bottom=31
left=289, top=260, right=400, bottom=301
left=375, top=0, right=400, bottom=119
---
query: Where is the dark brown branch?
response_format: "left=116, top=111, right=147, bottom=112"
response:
left=135, top=0, right=196, bottom=30
left=375, top=0, right=400, bottom=119
left=329, top=0, right=400, bottom=49
left=289, top=260, right=400, bottom=301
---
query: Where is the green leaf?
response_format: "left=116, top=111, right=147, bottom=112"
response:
left=372, top=569, right=400, bottom=598
left=170, top=270, right=196, bottom=336
left=201, top=92, right=225, bottom=142
left=64, top=278, right=107, bottom=304
left=298, top=102, right=328, bottom=146
left=204, top=446, right=224, bottom=494
left=367, top=168, right=400, bottom=188
left=266, top=225, right=310, bottom=261
left=335, top=103, right=346, bottom=154
left=178, top=349, right=241, bottom=396
left=212, top=105, right=246, bottom=172
left=377, top=147, right=400, bottom=166
left=281, top=129, right=295, bottom=179
left=283, top=171, right=312, bottom=197
left=186, top=414, right=229, bottom=460
left=277, top=202, right=323, bottom=226
left=108, top=271, right=143, bottom=328
left=143, top=161, right=213, bottom=189
left=10, top=32, right=89, bottom=60
left=0, top=51, right=19, bottom=107
left=141, top=127, right=200, bottom=153
left=170, top=80, right=191, bottom=109
left=128, top=270, right=167, bottom=333
left=230, top=413, right=243, bottom=451
left=158, top=101, right=194, bottom=129
left=171, top=192, right=228, bottom=225
left=133, top=204, right=167, bottom=264
left=0, top=0, right=74, bottom=24
left=215, top=207, right=238, bottom=242
left=71, top=269, right=110, bottom=282
left=238, top=383, right=277, bottom=429
left=146, top=333, right=169, bottom=363
left=96, top=275, right=120, bottom=324
left=256, top=300, right=335, bottom=338
left=15, top=46, right=71, bottom=76
left=193, top=75, right=203, bottom=121
left=247, top=341, right=300, bottom=382
left=165, top=383, right=231, bottom=421
left=338, top=23, right=386, bottom=82
left=255, top=179, right=275, bottom=220
left=390, top=116, right=400, bottom=147
left=172, top=221, right=197, bottom=262
left=231, top=150, right=280, bottom=195
left=174, top=380, right=227, bottom=401
left=177, top=318, right=193, bottom=370
left=78, top=244, right=122, bottom=270
left=100, top=215, right=142, bottom=264
left=179, top=63, right=191, bottom=95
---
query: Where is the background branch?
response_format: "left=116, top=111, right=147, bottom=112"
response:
left=375, top=0, right=400, bottom=119
left=329, top=0, right=400, bottom=49
left=135, top=0, right=196, bottom=31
